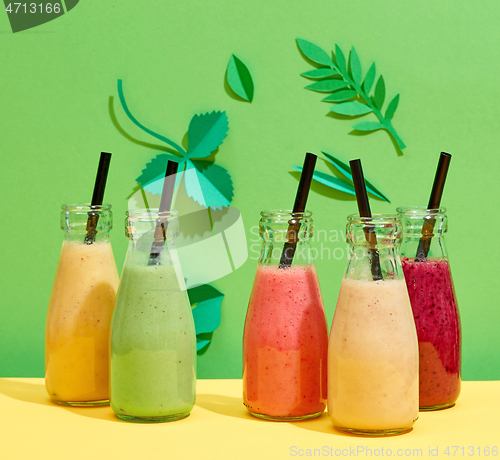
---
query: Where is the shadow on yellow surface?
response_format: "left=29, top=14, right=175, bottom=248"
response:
left=196, top=393, right=257, bottom=421
left=0, top=378, right=121, bottom=423
left=0, top=378, right=53, bottom=406
left=196, top=393, right=357, bottom=436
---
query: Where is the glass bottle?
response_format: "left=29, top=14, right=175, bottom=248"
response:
left=328, top=214, right=419, bottom=436
left=397, top=206, right=461, bottom=411
left=243, top=210, right=328, bottom=421
left=45, top=203, right=119, bottom=406
left=110, top=209, right=196, bottom=422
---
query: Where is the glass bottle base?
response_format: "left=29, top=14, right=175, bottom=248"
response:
left=335, top=426, right=413, bottom=437
left=249, top=411, right=323, bottom=422
left=420, top=402, right=455, bottom=411
left=55, top=399, right=109, bottom=407
left=116, top=411, right=190, bottom=423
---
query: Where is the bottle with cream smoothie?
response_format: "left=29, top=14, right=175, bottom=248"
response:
left=243, top=210, right=328, bottom=421
left=328, top=214, right=419, bottom=435
left=397, top=206, right=461, bottom=411
left=110, top=209, right=196, bottom=422
left=45, top=203, right=119, bottom=406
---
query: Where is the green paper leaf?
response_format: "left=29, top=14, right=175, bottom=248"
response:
left=184, top=161, right=231, bottom=209
left=363, top=62, right=376, bottom=94
left=385, top=94, right=400, bottom=120
left=322, top=89, right=357, bottom=102
left=349, top=47, right=362, bottom=86
left=226, top=55, right=254, bottom=102
left=296, top=39, right=334, bottom=67
left=192, top=161, right=234, bottom=204
left=297, top=40, right=406, bottom=151
left=139, top=154, right=185, bottom=195
left=305, top=79, right=349, bottom=93
left=301, top=68, right=337, bottom=79
left=374, top=75, right=385, bottom=109
left=335, top=45, right=347, bottom=74
left=321, top=151, right=391, bottom=202
left=136, top=153, right=183, bottom=187
left=187, top=111, right=229, bottom=159
left=197, top=338, right=211, bottom=351
left=293, top=166, right=355, bottom=195
left=352, top=121, right=384, bottom=132
left=189, top=284, right=224, bottom=351
left=330, top=101, right=372, bottom=116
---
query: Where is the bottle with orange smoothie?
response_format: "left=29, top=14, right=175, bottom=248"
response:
left=398, top=206, right=461, bottom=410
left=45, top=203, right=119, bottom=406
left=328, top=214, right=419, bottom=435
left=243, top=210, right=328, bottom=421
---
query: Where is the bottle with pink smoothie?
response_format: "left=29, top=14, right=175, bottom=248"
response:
left=328, top=214, right=419, bottom=436
left=243, top=210, right=328, bottom=421
left=397, top=206, right=461, bottom=411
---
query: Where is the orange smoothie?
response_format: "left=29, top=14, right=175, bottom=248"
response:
left=328, top=278, right=419, bottom=433
left=45, top=240, right=119, bottom=405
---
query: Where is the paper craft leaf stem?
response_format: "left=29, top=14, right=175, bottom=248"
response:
left=297, top=39, right=406, bottom=150
left=188, top=284, right=224, bottom=352
left=226, top=55, right=254, bottom=102
left=117, top=80, right=186, bottom=155
left=293, top=152, right=390, bottom=202
left=118, top=80, right=233, bottom=209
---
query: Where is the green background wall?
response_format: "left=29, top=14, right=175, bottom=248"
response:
left=1, top=1, right=499, bottom=380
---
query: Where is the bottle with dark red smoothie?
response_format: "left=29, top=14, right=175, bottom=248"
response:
left=397, top=206, right=461, bottom=411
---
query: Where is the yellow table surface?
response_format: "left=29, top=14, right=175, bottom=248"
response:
left=0, top=379, right=499, bottom=460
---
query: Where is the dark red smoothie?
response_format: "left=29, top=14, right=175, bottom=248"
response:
left=401, top=257, right=461, bottom=409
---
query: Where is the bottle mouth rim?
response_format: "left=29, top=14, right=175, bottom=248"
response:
left=126, top=208, right=179, bottom=218
left=347, top=213, right=400, bottom=224
left=62, top=203, right=112, bottom=212
left=396, top=206, right=447, bottom=215
left=260, top=209, right=312, bottom=218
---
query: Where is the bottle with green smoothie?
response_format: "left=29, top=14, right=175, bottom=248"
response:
left=110, top=209, right=196, bottom=422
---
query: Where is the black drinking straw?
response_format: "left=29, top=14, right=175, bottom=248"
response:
left=415, top=152, right=452, bottom=260
left=279, top=152, right=317, bottom=269
left=148, top=160, right=178, bottom=265
left=84, top=152, right=112, bottom=245
left=349, top=159, right=383, bottom=281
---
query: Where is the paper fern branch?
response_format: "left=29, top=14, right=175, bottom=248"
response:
left=293, top=151, right=390, bottom=202
left=117, top=79, right=233, bottom=209
left=297, top=39, right=405, bottom=150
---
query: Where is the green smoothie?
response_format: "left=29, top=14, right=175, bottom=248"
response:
left=110, top=253, right=196, bottom=422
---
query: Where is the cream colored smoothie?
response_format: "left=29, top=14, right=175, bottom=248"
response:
left=328, top=278, right=419, bottom=433
left=45, top=240, right=119, bottom=404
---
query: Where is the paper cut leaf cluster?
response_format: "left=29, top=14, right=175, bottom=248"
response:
left=226, top=55, right=254, bottom=102
left=117, top=79, right=232, bottom=210
left=188, top=284, right=224, bottom=351
left=294, top=152, right=390, bottom=202
left=297, top=39, right=405, bottom=151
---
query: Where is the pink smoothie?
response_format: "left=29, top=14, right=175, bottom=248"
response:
left=401, top=258, right=461, bottom=408
left=243, top=265, right=328, bottom=419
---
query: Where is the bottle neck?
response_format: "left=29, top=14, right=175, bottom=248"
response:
left=60, top=203, right=112, bottom=244
left=345, top=214, right=403, bottom=281
left=258, top=210, right=314, bottom=268
left=397, top=207, right=448, bottom=260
